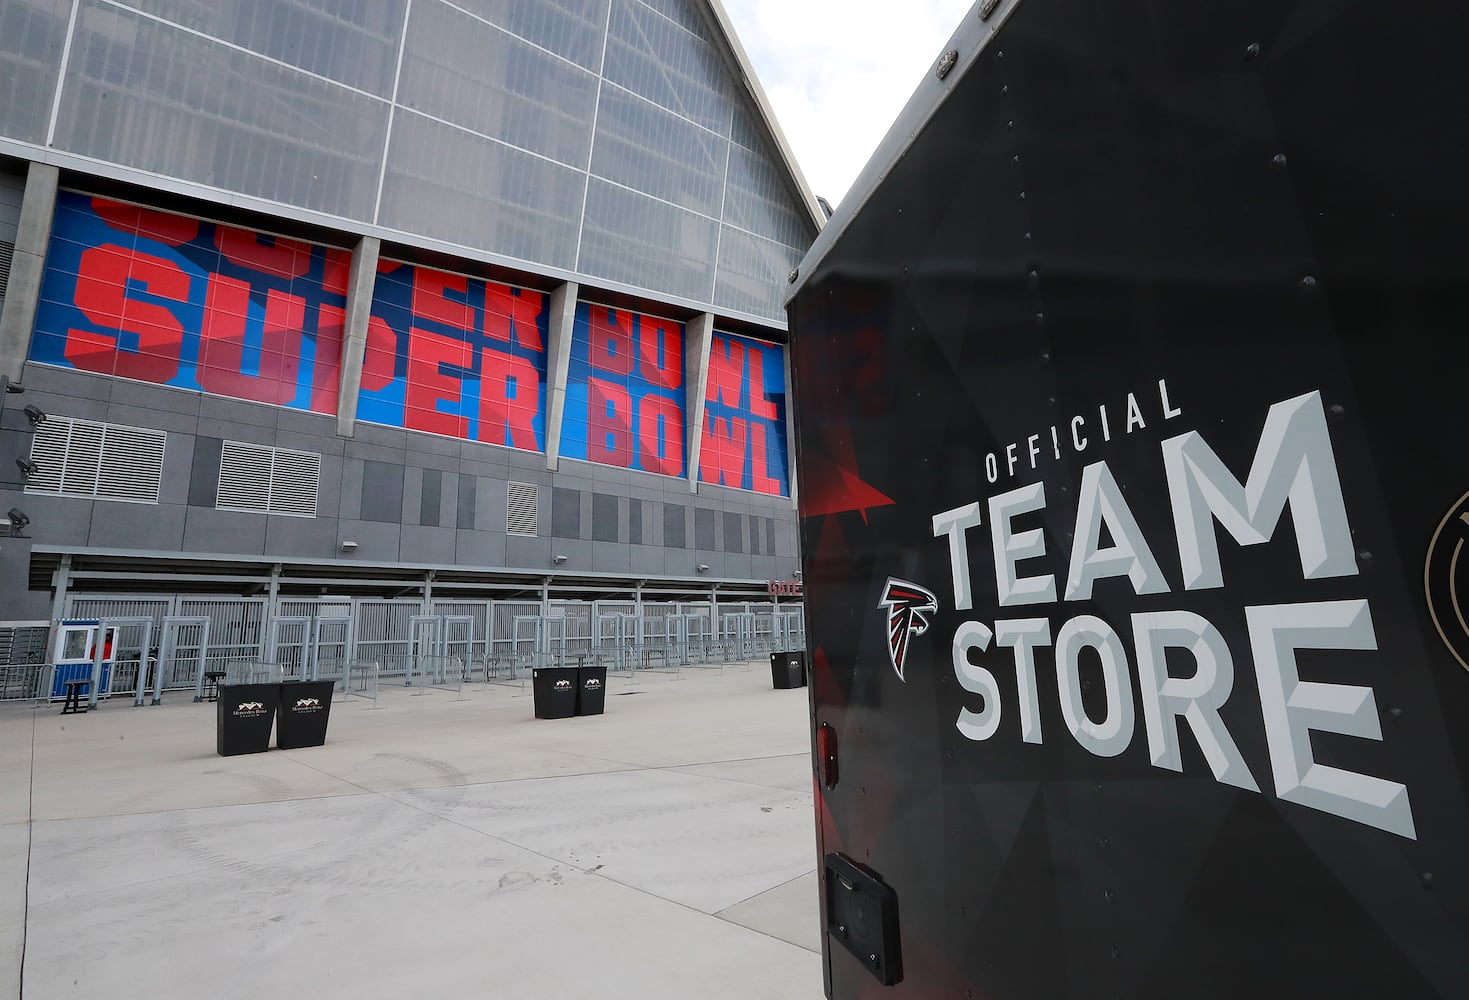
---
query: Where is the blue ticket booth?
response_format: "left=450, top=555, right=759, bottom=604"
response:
left=51, top=620, right=114, bottom=701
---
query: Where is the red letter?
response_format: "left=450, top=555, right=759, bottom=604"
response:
left=745, top=345, right=779, bottom=420
left=637, top=317, right=682, bottom=390
left=589, top=308, right=634, bottom=376
left=479, top=348, right=542, bottom=451
left=404, top=329, right=471, bottom=439
left=484, top=283, right=545, bottom=352
left=310, top=304, right=344, bottom=415
left=91, top=198, right=198, bottom=246
left=707, top=336, right=745, bottom=408
left=412, top=269, right=474, bottom=333
left=65, top=245, right=188, bottom=383
left=198, top=280, right=305, bottom=404
left=637, top=394, right=684, bottom=477
left=216, top=227, right=311, bottom=280
left=588, top=378, right=632, bottom=466
left=361, top=316, right=400, bottom=393
left=699, top=416, right=747, bottom=488
left=748, top=422, right=782, bottom=495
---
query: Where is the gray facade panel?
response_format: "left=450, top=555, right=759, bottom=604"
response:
left=476, top=478, right=507, bottom=536
left=402, top=467, right=423, bottom=527
left=109, top=378, right=201, bottom=417
left=196, top=418, right=275, bottom=449
left=20, top=493, right=92, bottom=547
left=107, top=402, right=197, bottom=437
left=338, top=459, right=364, bottom=521
left=592, top=540, right=629, bottom=575
left=335, top=518, right=400, bottom=562
left=694, top=507, right=715, bottom=550
left=627, top=498, right=642, bottom=545
left=0, top=541, right=48, bottom=619
left=662, top=501, right=685, bottom=548
left=188, top=436, right=222, bottom=508
left=551, top=487, right=581, bottom=539
left=552, top=537, right=594, bottom=572
left=722, top=511, right=743, bottom=553
left=182, top=507, right=267, bottom=556
left=316, top=454, right=343, bottom=524
left=591, top=492, right=618, bottom=543
left=197, top=396, right=278, bottom=430
left=603, top=0, right=730, bottom=134
left=400, top=524, right=456, bottom=566
left=590, top=83, right=725, bottom=217
left=360, top=461, right=404, bottom=523
left=88, top=500, right=186, bottom=551
left=629, top=545, right=663, bottom=577
left=455, top=527, right=507, bottom=570
left=505, top=533, right=550, bottom=570
left=55, top=2, right=389, bottom=220
left=458, top=474, right=477, bottom=532
left=579, top=178, right=718, bottom=304
left=159, top=430, right=194, bottom=506
left=447, top=0, right=609, bottom=72
left=265, top=514, right=339, bottom=560
left=419, top=469, right=441, bottom=527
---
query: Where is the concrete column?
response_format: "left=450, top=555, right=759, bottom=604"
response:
left=684, top=313, right=714, bottom=494
left=0, top=163, right=60, bottom=384
left=543, top=281, right=578, bottom=470
left=336, top=236, right=381, bottom=438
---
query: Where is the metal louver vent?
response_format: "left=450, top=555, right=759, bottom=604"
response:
left=0, top=240, right=14, bottom=298
left=27, top=416, right=165, bottom=503
left=507, top=482, right=538, bottom=536
left=218, top=441, right=320, bottom=517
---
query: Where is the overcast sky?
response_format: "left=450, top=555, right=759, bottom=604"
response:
left=723, top=0, right=976, bottom=208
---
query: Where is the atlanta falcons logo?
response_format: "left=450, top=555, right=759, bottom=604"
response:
left=878, top=578, right=939, bottom=681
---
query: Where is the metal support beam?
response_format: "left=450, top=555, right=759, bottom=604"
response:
left=336, top=236, right=382, bottom=438
left=0, top=162, right=60, bottom=383
left=543, top=281, right=579, bottom=471
left=685, top=313, right=714, bottom=493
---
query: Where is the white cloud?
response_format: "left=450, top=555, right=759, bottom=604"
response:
left=723, top=0, right=975, bottom=207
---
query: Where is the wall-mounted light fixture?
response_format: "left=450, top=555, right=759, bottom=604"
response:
left=23, top=404, right=46, bottom=428
left=696, top=564, right=709, bottom=573
left=552, top=554, right=568, bottom=564
left=338, top=540, right=358, bottom=552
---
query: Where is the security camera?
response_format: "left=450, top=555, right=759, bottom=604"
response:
left=15, top=458, right=37, bottom=479
left=5, top=507, right=29, bottom=536
left=23, top=404, right=45, bottom=427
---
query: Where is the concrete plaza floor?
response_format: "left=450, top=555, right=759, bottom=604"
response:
left=0, top=662, right=824, bottom=999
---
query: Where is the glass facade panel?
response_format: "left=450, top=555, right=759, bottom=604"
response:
left=398, top=0, right=598, bottom=169
left=723, top=143, right=810, bottom=251
left=378, top=112, right=584, bottom=270
left=442, top=0, right=610, bottom=72
left=54, top=1, right=388, bottom=220
left=0, top=0, right=71, bottom=143
left=603, top=0, right=730, bottom=135
left=713, top=228, right=802, bottom=319
left=591, top=84, right=726, bottom=217
left=129, top=0, right=406, bottom=96
left=579, top=177, right=717, bottom=304
left=635, top=0, right=708, bottom=40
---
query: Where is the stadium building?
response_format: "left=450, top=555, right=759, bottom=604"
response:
left=0, top=0, right=817, bottom=694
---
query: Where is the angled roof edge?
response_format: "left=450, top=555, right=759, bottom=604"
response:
left=703, top=0, right=827, bottom=234
left=785, top=0, right=1024, bottom=304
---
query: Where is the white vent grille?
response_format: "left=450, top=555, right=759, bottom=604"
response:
left=27, top=416, right=165, bottom=504
left=0, top=240, right=14, bottom=298
left=218, top=441, right=320, bottom=517
left=507, top=482, right=538, bottom=536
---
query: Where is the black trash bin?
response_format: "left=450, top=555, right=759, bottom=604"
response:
left=577, top=665, right=608, bottom=716
left=277, top=680, right=335, bottom=749
left=771, top=650, right=806, bottom=689
left=532, top=667, right=578, bottom=719
left=217, top=683, right=280, bottom=756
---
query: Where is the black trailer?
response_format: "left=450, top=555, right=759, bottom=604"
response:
left=786, top=1, right=1469, bottom=997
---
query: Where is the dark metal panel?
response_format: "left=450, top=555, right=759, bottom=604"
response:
left=420, top=468, right=442, bottom=528
left=359, top=460, right=404, bottom=524
left=694, top=506, right=714, bottom=550
left=663, top=501, right=686, bottom=548
left=552, top=486, right=582, bottom=538
left=591, top=491, right=618, bottom=543
left=188, top=436, right=222, bottom=508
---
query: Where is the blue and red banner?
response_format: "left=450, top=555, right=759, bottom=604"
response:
left=355, top=262, right=548, bottom=452
left=33, top=192, right=348, bottom=413
left=699, top=333, right=789, bottom=496
left=559, top=304, right=686, bottom=477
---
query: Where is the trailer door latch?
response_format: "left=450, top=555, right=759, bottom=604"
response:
left=824, top=853, right=903, bottom=986
left=816, top=722, right=839, bottom=789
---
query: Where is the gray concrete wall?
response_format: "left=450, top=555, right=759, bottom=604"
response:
left=13, top=363, right=800, bottom=583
